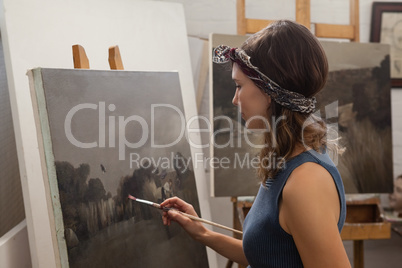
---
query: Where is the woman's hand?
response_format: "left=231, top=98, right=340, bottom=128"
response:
left=161, top=197, right=208, bottom=241
left=161, top=197, right=248, bottom=265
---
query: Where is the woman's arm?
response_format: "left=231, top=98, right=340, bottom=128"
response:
left=161, top=197, right=248, bottom=266
left=280, top=162, right=351, bottom=268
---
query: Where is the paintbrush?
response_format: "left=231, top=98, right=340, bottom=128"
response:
left=128, top=195, right=243, bottom=235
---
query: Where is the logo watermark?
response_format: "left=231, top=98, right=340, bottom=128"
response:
left=64, top=101, right=340, bottom=170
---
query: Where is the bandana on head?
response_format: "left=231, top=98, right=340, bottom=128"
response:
left=212, top=45, right=316, bottom=114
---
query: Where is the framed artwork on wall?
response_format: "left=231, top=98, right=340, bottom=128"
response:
left=370, top=2, right=402, bottom=88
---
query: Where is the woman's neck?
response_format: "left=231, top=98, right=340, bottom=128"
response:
left=289, top=144, right=309, bottom=158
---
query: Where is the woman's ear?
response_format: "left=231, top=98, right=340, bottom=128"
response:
left=266, top=95, right=272, bottom=109
left=265, top=95, right=273, bottom=118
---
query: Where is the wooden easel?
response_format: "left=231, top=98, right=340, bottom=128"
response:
left=236, top=0, right=359, bottom=41
left=341, top=197, right=391, bottom=268
left=229, top=2, right=392, bottom=268
left=72, top=44, right=124, bottom=70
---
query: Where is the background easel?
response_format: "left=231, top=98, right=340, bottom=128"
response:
left=228, top=1, right=390, bottom=268
left=236, top=0, right=359, bottom=41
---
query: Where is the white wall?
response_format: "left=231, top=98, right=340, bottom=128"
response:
left=0, top=221, right=31, bottom=268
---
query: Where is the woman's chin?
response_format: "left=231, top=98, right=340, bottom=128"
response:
left=245, top=121, right=268, bottom=131
left=245, top=124, right=267, bottom=133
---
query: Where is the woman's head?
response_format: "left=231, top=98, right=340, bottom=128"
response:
left=214, top=20, right=331, bottom=181
left=241, top=20, right=328, bottom=102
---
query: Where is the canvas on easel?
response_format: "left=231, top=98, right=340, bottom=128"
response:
left=28, top=68, right=209, bottom=268
left=317, top=40, right=393, bottom=193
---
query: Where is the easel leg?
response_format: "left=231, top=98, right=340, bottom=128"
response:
left=231, top=197, right=246, bottom=268
left=353, top=240, right=364, bottom=268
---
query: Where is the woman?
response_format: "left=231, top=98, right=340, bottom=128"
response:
left=162, top=20, right=351, bottom=268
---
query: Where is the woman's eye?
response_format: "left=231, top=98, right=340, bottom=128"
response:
left=235, top=84, right=241, bottom=89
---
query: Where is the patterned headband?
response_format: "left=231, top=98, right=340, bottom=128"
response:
left=212, top=45, right=316, bottom=114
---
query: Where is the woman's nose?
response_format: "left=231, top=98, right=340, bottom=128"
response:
left=232, top=90, right=239, bottom=106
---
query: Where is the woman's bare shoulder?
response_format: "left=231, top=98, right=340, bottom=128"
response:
left=285, top=161, right=335, bottom=192
left=282, top=161, right=340, bottom=223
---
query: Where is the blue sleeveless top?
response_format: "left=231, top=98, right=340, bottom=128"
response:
left=242, top=150, right=346, bottom=268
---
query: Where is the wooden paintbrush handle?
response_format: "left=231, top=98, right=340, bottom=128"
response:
left=179, top=211, right=243, bottom=235
left=128, top=196, right=243, bottom=235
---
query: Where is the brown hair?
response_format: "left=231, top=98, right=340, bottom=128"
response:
left=241, top=20, right=330, bottom=182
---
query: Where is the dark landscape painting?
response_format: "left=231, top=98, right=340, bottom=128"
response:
left=29, top=68, right=208, bottom=267
left=211, top=34, right=393, bottom=195
left=318, top=41, right=393, bottom=193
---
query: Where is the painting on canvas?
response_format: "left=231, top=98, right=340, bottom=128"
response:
left=318, top=41, right=393, bottom=193
left=29, top=68, right=209, bottom=267
left=210, top=34, right=393, bottom=195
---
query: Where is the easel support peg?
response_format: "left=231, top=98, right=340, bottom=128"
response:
left=72, top=44, right=90, bottom=69
left=108, top=45, right=124, bottom=70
